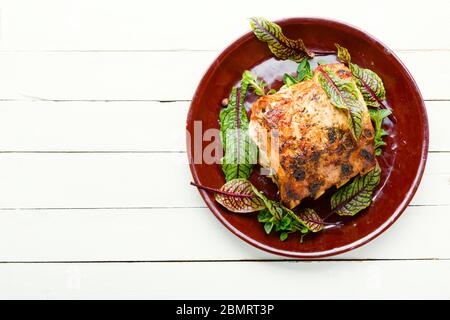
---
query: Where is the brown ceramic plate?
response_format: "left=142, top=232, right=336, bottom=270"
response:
left=186, top=18, right=428, bottom=258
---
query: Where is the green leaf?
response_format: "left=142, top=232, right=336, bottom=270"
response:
left=264, top=222, right=274, bottom=234
left=336, top=44, right=387, bottom=108
left=249, top=17, right=314, bottom=62
left=317, top=66, right=365, bottom=139
left=219, top=87, right=245, bottom=153
left=279, top=232, right=289, bottom=241
left=298, top=208, right=324, bottom=232
left=242, top=70, right=269, bottom=96
left=369, top=108, right=392, bottom=155
left=257, top=209, right=272, bottom=223
left=277, top=216, right=292, bottom=231
left=370, top=108, right=392, bottom=124
left=282, top=60, right=313, bottom=88
left=297, top=59, right=313, bottom=81
left=282, top=73, right=298, bottom=87
left=214, top=179, right=266, bottom=213
left=220, top=85, right=258, bottom=181
left=251, top=187, right=289, bottom=222
left=331, top=163, right=382, bottom=216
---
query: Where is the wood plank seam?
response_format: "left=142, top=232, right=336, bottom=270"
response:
left=0, top=204, right=446, bottom=211
left=0, top=258, right=446, bottom=264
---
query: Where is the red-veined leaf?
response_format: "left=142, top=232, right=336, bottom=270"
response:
left=214, top=179, right=265, bottom=213
left=250, top=17, right=314, bottom=62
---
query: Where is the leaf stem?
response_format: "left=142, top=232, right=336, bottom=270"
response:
left=303, top=216, right=343, bottom=227
left=312, top=49, right=336, bottom=56
left=190, top=181, right=254, bottom=198
left=322, top=208, right=339, bottom=221
left=289, top=208, right=342, bottom=227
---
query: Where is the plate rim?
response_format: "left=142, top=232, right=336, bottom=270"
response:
left=186, top=17, right=429, bottom=259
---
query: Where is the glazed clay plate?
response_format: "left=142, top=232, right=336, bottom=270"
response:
left=186, top=18, right=428, bottom=258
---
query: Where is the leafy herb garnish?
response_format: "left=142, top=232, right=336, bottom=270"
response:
left=317, top=65, right=365, bottom=139
left=369, top=109, right=392, bottom=156
left=242, top=71, right=271, bottom=96
left=296, top=59, right=314, bottom=82
left=253, top=190, right=308, bottom=241
left=282, top=73, right=298, bottom=87
left=191, top=179, right=329, bottom=241
left=282, top=60, right=313, bottom=87
left=330, top=163, right=381, bottom=216
left=249, top=17, right=314, bottom=62
left=335, top=44, right=388, bottom=109
left=214, top=179, right=265, bottom=213
left=251, top=186, right=330, bottom=241
left=220, top=85, right=257, bottom=181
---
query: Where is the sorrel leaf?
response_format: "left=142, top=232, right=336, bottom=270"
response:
left=335, top=43, right=351, bottom=64
left=250, top=17, right=314, bottom=62
left=298, top=208, right=324, bottom=232
left=351, top=65, right=387, bottom=107
left=220, top=85, right=257, bottom=181
left=331, top=163, right=381, bottom=216
left=214, top=179, right=265, bottom=213
left=317, top=66, right=365, bottom=139
left=336, top=44, right=387, bottom=108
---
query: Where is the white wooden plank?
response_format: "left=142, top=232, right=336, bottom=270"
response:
left=0, top=206, right=448, bottom=262
left=0, top=152, right=445, bottom=209
left=0, top=152, right=202, bottom=209
left=0, top=260, right=448, bottom=299
left=399, top=51, right=450, bottom=101
left=411, top=152, right=450, bottom=206
left=0, top=100, right=446, bottom=152
left=428, top=102, right=450, bottom=152
left=1, top=0, right=449, bottom=51
left=0, top=101, right=188, bottom=152
left=0, top=51, right=210, bottom=101
left=0, top=51, right=447, bottom=101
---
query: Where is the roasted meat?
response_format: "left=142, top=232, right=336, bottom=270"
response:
left=249, top=63, right=376, bottom=209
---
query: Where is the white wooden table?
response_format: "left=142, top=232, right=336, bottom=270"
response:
left=0, top=0, right=449, bottom=299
